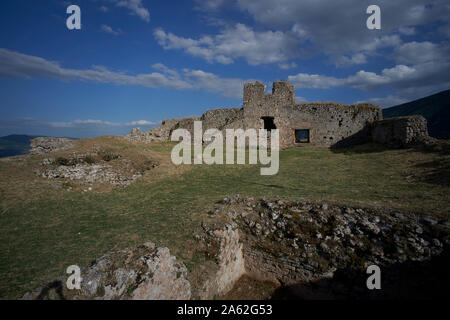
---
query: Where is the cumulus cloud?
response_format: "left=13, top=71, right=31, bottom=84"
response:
left=115, top=0, right=150, bottom=22
left=356, top=95, right=409, bottom=108
left=154, top=23, right=303, bottom=65
left=49, top=119, right=121, bottom=128
left=289, top=42, right=450, bottom=107
left=332, top=53, right=367, bottom=67
left=125, top=120, right=159, bottom=126
left=279, top=62, right=298, bottom=70
left=194, top=0, right=227, bottom=11
left=393, top=41, right=450, bottom=65
left=100, top=24, right=123, bottom=36
left=0, top=48, right=247, bottom=99
left=288, top=60, right=450, bottom=93
left=235, top=0, right=450, bottom=54
left=398, top=26, right=415, bottom=35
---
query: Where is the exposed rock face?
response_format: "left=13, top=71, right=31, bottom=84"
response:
left=196, top=195, right=449, bottom=299
left=195, top=223, right=246, bottom=299
left=22, top=242, right=191, bottom=300
left=35, top=151, right=158, bottom=187
left=30, top=137, right=74, bottom=154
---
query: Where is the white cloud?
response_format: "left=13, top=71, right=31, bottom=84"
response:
left=288, top=58, right=450, bottom=93
left=194, top=0, right=227, bottom=11
left=125, top=120, right=158, bottom=126
left=398, top=26, right=415, bottom=35
left=154, top=23, right=303, bottom=65
left=100, top=24, right=123, bottom=36
left=356, top=95, right=409, bottom=108
left=279, top=62, right=297, bottom=70
left=115, top=0, right=150, bottom=22
left=48, top=119, right=158, bottom=128
left=332, top=53, right=367, bottom=67
left=49, top=119, right=121, bottom=128
left=0, top=48, right=248, bottom=99
left=287, top=73, right=343, bottom=89
left=235, top=0, right=450, bottom=54
left=394, top=41, right=450, bottom=65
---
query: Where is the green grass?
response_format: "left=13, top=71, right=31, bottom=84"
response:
left=0, top=141, right=449, bottom=298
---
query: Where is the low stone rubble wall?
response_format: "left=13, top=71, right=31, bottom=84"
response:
left=372, top=115, right=429, bottom=146
left=30, top=137, right=75, bottom=154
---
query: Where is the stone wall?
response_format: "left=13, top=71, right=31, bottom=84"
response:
left=126, top=81, right=430, bottom=150
left=279, top=103, right=382, bottom=148
left=201, top=108, right=243, bottom=131
left=372, top=115, right=429, bottom=147
left=242, top=81, right=382, bottom=149
left=196, top=223, right=246, bottom=299
left=126, top=116, right=200, bottom=143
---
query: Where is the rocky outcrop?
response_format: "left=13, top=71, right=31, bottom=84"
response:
left=35, top=151, right=158, bottom=187
left=20, top=196, right=450, bottom=300
left=196, top=195, right=450, bottom=299
left=30, top=137, right=75, bottom=154
left=22, top=242, right=191, bottom=300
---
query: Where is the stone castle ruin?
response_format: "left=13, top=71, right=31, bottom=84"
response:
left=127, top=81, right=429, bottom=149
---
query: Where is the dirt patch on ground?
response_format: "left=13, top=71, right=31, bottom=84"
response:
left=217, top=275, right=279, bottom=300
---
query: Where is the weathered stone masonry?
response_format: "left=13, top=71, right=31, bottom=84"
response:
left=242, top=81, right=383, bottom=148
left=127, top=81, right=429, bottom=149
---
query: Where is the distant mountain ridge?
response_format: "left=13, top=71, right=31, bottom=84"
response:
left=382, top=89, right=450, bottom=139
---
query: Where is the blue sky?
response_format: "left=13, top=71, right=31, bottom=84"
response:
left=0, top=0, right=449, bottom=137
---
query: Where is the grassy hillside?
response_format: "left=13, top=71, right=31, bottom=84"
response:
left=0, top=137, right=449, bottom=298
left=382, top=89, right=450, bottom=139
left=0, top=135, right=37, bottom=158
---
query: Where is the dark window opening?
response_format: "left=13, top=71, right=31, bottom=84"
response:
left=295, top=129, right=310, bottom=143
left=261, top=117, right=276, bottom=131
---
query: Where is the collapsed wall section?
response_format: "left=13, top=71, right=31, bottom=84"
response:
left=372, top=115, right=429, bottom=146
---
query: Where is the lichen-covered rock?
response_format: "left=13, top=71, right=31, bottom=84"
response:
left=30, top=137, right=74, bottom=154
left=22, top=242, right=191, bottom=300
left=196, top=195, right=450, bottom=299
left=35, top=151, right=158, bottom=187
